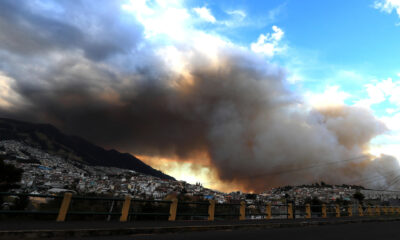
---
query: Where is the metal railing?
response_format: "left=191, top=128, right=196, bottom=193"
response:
left=1, top=192, right=400, bottom=222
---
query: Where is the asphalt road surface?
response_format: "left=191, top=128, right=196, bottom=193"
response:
left=68, top=221, right=400, bottom=240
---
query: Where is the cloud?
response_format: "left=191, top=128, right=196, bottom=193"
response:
left=370, top=112, right=400, bottom=161
left=353, top=75, right=400, bottom=170
left=267, top=2, right=287, bottom=22
left=226, top=10, right=246, bottom=19
left=123, top=0, right=190, bottom=40
left=374, top=0, right=400, bottom=17
left=193, top=6, right=216, bottom=23
left=355, top=77, right=400, bottom=109
left=218, top=10, right=248, bottom=28
left=305, top=85, right=351, bottom=107
left=250, top=25, right=285, bottom=57
left=0, top=0, right=143, bottom=61
left=0, top=72, right=24, bottom=109
left=286, top=73, right=303, bottom=84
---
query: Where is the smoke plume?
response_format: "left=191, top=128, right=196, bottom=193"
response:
left=0, top=0, right=398, bottom=192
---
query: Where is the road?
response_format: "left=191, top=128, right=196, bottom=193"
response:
left=68, top=221, right=400, bottom=240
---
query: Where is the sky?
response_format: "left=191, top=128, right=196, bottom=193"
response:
left=1, top=0, right=400, bottom=192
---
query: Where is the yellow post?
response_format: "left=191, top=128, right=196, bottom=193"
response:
left=348, top=206, right=352, bottom=217
left=168, top=198, right=178, bottom=221
left=119, top=195, right=132, bottom=222
left=390, top=206, right=395, bottom=215
left=239, top=201, right=246, bottom=220
left=367, top=205, right=373, bottom=216
left=383, top=206, right=388, bottom=215
left=335, top=204, right=340, bottom=218
left=208, top=200, right=215, bottom=221
left=358, top=205, right=364, bottom=217
left=56, top=192, right=72, bottom=222
left=322, top=204, right=327, bottom=218
left=287, top=203, right=293, bottom=219
left=375, top=206, right=380, bottom=216
left=305, top=204, right=311, bottom=219
left=266, top=203, right=272, bottom=220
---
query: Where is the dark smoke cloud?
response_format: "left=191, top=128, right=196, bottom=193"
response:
left=0, top=0, right=398, bottom=192
left=0, top=0, right=142, bottom=60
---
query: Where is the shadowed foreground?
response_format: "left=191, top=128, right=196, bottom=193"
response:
left=69, top=221, right=400, bottom=240
left=1, top=217, right=400, bottom=239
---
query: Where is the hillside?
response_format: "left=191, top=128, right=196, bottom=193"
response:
left=0, top=118, right=174, bottom=180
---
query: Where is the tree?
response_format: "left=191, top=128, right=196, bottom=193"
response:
left=335, top=197, right=350, bottom=206
left=353, top=191, right=365, bottom=204
left=0, top=158, right=23, bottom=191
left=305, top=196, right=324, bottom=213
left=246, top=193, right=257, bottom=200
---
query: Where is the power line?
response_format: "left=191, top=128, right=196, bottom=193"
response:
left=363, top=188, right=400, bottom=193
left=251, top=155, right=369, bottom=179
left=344, top=171, right=400, bottom=192
left=352, top=169, right=400, bottom=186
left=383, top=174, right=400, bottom=191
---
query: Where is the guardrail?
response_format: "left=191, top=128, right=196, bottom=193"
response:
left=1, top=192, right=400, bottom=222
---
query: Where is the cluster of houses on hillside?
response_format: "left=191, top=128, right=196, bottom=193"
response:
left=0, top=140, right=223, bottom=201
left=1, top=140, right=400, bottom=206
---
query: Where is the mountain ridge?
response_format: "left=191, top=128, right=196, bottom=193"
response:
left=0, top=117, right=174, bottom=180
